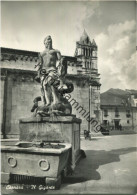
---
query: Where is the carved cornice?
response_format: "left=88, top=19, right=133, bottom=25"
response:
left=1, top=53, right=38, bottom=62
left=0, top=47, right=77, bottom=64
left=0, top=48, right=100, bottom=85
left=1, top=47, right=39, bottom=63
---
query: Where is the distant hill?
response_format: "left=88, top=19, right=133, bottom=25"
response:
left=100, top=88, right=137, bottom=106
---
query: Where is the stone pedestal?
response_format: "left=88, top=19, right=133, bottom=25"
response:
left=19, top=115, right=82, bottom=168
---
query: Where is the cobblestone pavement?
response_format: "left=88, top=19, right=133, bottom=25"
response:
left=1, top=134, right=137, bottom=194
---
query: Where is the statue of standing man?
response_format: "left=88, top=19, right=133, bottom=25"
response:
left=36, top=35, right=64, bottom=105
left=32, top=35, right=73, bottom=116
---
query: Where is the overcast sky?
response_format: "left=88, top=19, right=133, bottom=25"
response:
left=1, top=1, right=136, bottom=92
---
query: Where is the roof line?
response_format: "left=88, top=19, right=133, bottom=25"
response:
left=1, top=47, right=77, bottom=59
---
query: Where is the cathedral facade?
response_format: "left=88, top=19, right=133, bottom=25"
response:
left=0, top=31, right=101, bottom=138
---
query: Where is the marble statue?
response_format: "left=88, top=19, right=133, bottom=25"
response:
left=31, top=35, right=74, bottom=116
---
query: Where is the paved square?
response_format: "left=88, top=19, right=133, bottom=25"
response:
left=51, top=134, right=137, bottom=194
left=1, top=134, right=137, bottom=194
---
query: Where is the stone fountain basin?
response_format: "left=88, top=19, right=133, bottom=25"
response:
left=15, top=141, right=66, bottom=149
left=1, top=143, right=71, bottom=178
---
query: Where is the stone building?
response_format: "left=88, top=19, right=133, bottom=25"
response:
left=100, top=89, right=137, bottom=131
left=0, top=31, right=101, bottom=138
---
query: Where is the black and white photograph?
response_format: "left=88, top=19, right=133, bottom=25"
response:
left=0, top=0, right=137, bottom=194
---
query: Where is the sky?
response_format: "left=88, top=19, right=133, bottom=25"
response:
left=1, top=1, right=136, bottom=92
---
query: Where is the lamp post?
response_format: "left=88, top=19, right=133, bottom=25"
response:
left=88, top=80, right=101, bottom=133
left=88, top=85, right=92, bottom=133
left=124, top=94, right=134, bottom=130
left=128, top=94, right=134, bottom=130
left=131, top=107, right=134, bottom=130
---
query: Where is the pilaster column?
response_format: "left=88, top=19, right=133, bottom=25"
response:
left=1, top=73, right=8, bottom=138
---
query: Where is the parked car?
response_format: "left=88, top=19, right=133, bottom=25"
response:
left=100, top=125, right=109, bottom=135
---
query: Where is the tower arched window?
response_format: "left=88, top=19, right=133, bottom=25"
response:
left=85, top=48, right=87, bottom=56
left=83, top=48, right=85, bottom=56
left=88, top=49, right=90, bottom=56
left=90, top=61, right=91, bottom=69
left=87, top=62, right=89, bottom=69
left=90, top=49, right=92, bottom=56
left=87, top=49, right=89, bottom=56
left=86, top=37, right=89, bottom=44
left=85, top=61, right=87, bottom=68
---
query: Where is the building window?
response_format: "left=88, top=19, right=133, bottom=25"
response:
left=103, top=120, right=108, bottom=125
left=126, top=110, right=131, bottom=118
left=127, top=120, right=130, bottom=124
left=104, top=109, right=108, bottom=117
left=115, top=108, right=119, bottom=117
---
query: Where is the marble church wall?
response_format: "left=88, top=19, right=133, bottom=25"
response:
left=1, top=68, right=97, bottom=138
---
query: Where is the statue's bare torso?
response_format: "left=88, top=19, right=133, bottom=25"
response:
left=40, top=49, right=61, bottom=72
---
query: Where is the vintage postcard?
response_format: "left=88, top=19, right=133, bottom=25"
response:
left=0, top=0, right=137, bottom=194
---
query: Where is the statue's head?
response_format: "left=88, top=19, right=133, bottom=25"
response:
left=44, top=35, right=52, bottom=49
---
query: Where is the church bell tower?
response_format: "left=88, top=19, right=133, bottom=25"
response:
left=74, top=30, right=98, bottom=73
left=74, top=30, right=101, bottom=122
